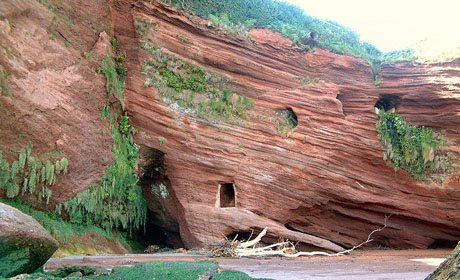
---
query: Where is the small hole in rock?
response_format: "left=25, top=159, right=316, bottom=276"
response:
left=219, top=183, right=236, bottom=208
left=284, top=107, right=298, bottom=127
left=276, top=107, right=298, bottom=137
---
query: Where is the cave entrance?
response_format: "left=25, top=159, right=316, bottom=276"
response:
left=428, top=239, right=458, bottom=249
left=144, top=211, right=168, bottom=247
left=138, top=147, right=184, bottom=249
left=374, top=95, right=402, bottom=112
left=218, top=183, right=236, bottom=208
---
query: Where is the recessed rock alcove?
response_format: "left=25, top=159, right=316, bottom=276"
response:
left=217, top=183, right=236, bottom=208
left=284, top=107, right=298, bottom=127
left=374, top=95, right=402, bottom=112
left=276, top=107, right=298, bottom=137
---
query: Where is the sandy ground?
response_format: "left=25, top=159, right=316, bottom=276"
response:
left=44, top=249, right=450, bottom=280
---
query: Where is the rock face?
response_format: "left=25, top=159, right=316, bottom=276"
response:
left=0, top=0, right=115, bottom=205
left=116, top=1, right=460, bottom=250
left=1, top=0, right=460, bottom=252
left=426, top=241, right=460, bottom=280
left=0, top=202, right=58, bottom=277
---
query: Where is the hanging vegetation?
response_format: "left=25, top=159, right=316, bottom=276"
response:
left=0, top=146, right=68, bottom=204
left=57, top=112, right=146, bottom=232
left=57, top=39, right=147, bottom=232
left=100, top=38, right=128, bottom=110
left=376, top=110, right=452, bottom=181
left=141, top=43, right=254, bottom=124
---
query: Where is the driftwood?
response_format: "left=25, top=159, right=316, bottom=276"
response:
left=223, top=216, right=390, bottom=258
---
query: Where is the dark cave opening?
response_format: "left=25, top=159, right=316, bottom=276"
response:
left=428, top=239, right=458, bottom=249
left=143, top=211, right=168, bottom=246
left=138, top=147, right=183, bottom=249
left=219, top=183, right=236, bottom=208
left=139, top=148, right=166, bottom=186
left=374, top=94, right=402, bottom=111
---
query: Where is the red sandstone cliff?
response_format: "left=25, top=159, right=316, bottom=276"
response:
left=0, top=0, right=116, bottom=206
left=119, top=1, right=460, bottom=250
left=1, top=0, right=459, bottom=251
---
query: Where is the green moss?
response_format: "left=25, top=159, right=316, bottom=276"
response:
left=14, top=261, right=274, bottom=280
left=142, top=45, right=254, bottom=124
left=376, top=111, right=452, bottom=181
left=0, top=248, right=29, bottom=278
left=97, top=261, right=217, bottom=280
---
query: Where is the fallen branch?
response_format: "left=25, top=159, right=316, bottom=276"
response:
left=238, top=227, right=268, bottom=249
left=228, top=216, right=390, bottom=258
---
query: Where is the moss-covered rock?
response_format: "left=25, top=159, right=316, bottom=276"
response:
left=0, top=202, right=58, bottom=278
left=426, top=241, right=460, bottom=280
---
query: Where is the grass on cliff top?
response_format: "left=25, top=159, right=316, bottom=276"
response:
left=165, top=0, right=384, bottom=76
left=23, top=261, right=274, bottom=280
left=166, top=0, right=460, bottom=75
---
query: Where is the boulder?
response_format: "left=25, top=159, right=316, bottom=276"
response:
left=426, top=242, right=460, bottom=280
left=0, top=202, right=59, bottom=277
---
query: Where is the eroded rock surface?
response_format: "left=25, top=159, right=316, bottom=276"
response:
left=0, top=202, right=58, bottom=277
left=1, top=0, right=460, bottom=252
left=0, top=0, right=115, bottom=205
left=117, top=1, right=460, bottom=250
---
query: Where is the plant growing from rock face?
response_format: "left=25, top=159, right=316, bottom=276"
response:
left=57, top=41, right=146, bottom=233
left=0, top=68, right=10, bottom=96
left=141, top=44, right=254, bottom=124
left=376, top=110, right=452, bottom=181
left=0, top=146, right=68, bottom=204
left=276, top=108, right=297, bottom=138
left=101, top=54, right=126, bottom=110
left=57, top=112, right=146, bottom=232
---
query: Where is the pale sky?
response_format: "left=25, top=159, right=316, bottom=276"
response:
left=285, top=0, right=460, bottom=53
